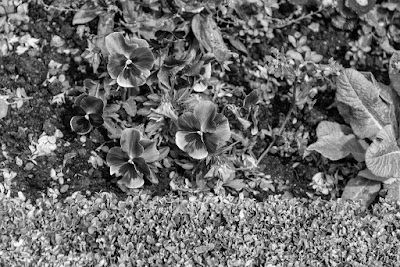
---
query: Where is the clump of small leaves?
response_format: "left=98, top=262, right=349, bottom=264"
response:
left=70, top=94, right=104, bottom=135
left=106, top=128, right=160, bottom=190
left=175, top=100, right=231, bottom=160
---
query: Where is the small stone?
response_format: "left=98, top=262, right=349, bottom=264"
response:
left=60, top=184, right=69, bottom=193
left=58, top=176, right=64, bottom=185
left=24, top=162, right=35, bottom=171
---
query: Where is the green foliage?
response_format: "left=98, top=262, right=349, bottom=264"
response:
left=1, top=192, right=400, bottom=266
left=305, top=52, right=400, bottom=203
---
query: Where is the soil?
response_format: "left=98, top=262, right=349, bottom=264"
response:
left=0, top=2, right=382, bottom=202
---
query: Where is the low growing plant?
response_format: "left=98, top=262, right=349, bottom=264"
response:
left=305, top=52, right=400, bottom=204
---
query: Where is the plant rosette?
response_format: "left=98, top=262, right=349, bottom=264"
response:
left=106, top=128, right=160, bottom=190
left=105, top=32, right=155, bottom=88
left=70, top=94, right=104, bottom=135
left=305, top=52, right=400, bottom=203
left=175, top=100, right=231, bottom=159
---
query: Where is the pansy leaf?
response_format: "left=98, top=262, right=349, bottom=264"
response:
left=106, top=147, right=128, bottom=176
left=178, top=112, right=201, bottom=132
left=120, top=128, right=144, bottom=159
left=80, top=96, right=104, bottom=114
left=105, top=32, right=136, bottom=58
left=70, top=116, right=92, bottom=135
left=194, top=101, right=217, bottom=133
left=107, top=53, right=127, bottom=80
left=133, top=157, right=151, bottom=176
left=140, top=141, right=160, bottom=163
left=147, top=168, right=159, bottom=184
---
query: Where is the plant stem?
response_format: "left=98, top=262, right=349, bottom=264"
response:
left=256, top=82, right=297, bottom=166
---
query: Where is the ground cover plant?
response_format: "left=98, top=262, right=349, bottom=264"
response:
left=1, top=0, right=400, bottom=264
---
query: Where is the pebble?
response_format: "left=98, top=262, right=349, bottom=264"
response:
left=58, top=176, right=64, bottom=185
left=24, top=162, right=35, bottom=171
left=60, top=184, right=69, bottom=193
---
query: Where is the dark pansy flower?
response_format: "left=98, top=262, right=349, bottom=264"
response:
left=70, top=95, right=104, bottom=135
left=105, top=32, right=155, bottom=87
left=106, top=128, right=160, bottom=189
left=175, top=100, right=231, bottom=159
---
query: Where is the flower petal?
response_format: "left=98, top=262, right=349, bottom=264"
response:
left=178, top=112, right=201, bottom=132
left=203, top=132, right=219, bottom=153
left=176, top=131, right=208, bottom=159
left=117, top=66, right=149, bottom=87
left=127, top=37, right=150, bottom=48
left=80, top=96, right=104, bottom=114
left=130, top=47, right=155, bottom=70
left=118, top=167, right=144, bottom=189
left=88, top=113, right=104, bottom=127
left=74, top=94, right=87, bottom=107
left=70, top=116, right=92, bottom=135
left=106, top=147, right=129, bottom=176
left=140, top=140, right=160, bottom=163
left=107, top=53, right=127, bottom=79
left=133, top=157, right=150, bottom=176
left=193, top=100, right=217, bottom=133
left=120, top=128, right=144, bottom=159
left=214, top=113, right=231, bottom=144
left=105, top=32, right=137, bottom=58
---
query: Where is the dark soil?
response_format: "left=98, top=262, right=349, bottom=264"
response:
left=0, top=2, right=383, bottom=202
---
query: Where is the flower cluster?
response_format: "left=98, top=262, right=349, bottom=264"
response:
left=106, top=128, right=160, bottom=190
left=175, top=100, right=231, bottom=159
left=70, top=95, right=104, bottom=135
left=105, top=32, right=155, bottom=88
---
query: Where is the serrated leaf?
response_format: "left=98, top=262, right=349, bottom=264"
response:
left=304, top=121, right=366, bottom=161
left=191, top=14, right=230, bottom=62
left=366, top=125, right=400, bottom=178
left=341, top=176, right=381, bottom=207
left=335, top=69, right=392, bottom=140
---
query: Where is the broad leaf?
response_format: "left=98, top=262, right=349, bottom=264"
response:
left=191, top=14, right=230, bottom=62
left=72, top=4, right=99, bottom=25
left=0, top=99, right=8, bottom=119
left=357, top=169, right=389, bottom=182
left=335, top=69, right=392, bottom=140
left=366, top=125, right=400, bottom=178
left=304, top=121, right=367, bottom=162
left=341, top=176, right=381, bottom=207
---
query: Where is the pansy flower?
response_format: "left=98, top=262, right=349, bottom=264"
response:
left=106, top=128, right=160, bottom=189
left=175, top=100, right=231, bottom=159
left=105, top=32, right=155, bottom=87
left=70, top=94, right=104, bottom=135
